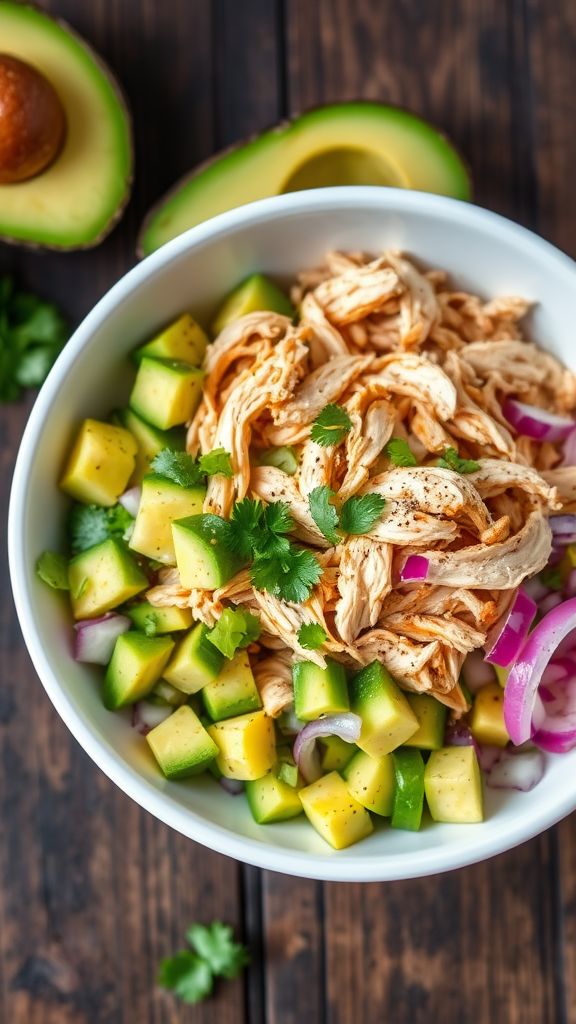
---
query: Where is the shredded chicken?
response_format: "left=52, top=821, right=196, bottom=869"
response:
left=179, top=249, right=575, bottom=711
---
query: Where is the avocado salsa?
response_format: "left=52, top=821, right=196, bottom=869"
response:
left=39, top=259, right=563, bottom=851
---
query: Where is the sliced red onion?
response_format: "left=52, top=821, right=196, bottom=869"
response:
left=131, top=700, right=172, bottom=735
left=503, top=399, right=576, bottom=442
left=539, top=592, right=564, bottom=616
left=74, top=613, right=131, bottom=664
left=119, top=485, right=142, bottom=518
left=549, top=515, right=576, bottom=545
left=219, top=777, right=245, bottom=796
left=484, top=588, right=537, bottom=668
left=400, top=555, right=429, bottom=583
left=293, top=713, right=362, bottom=783
left=504, top=597, right=576, bottom=745
left=486, top=748, right=545, bottom=791
left=563, top=429, right=576, bottom=466
left=462, top=649, right=496, bottom=694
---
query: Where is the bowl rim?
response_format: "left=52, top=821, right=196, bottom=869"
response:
left=9, top=185, right=576, bottom=882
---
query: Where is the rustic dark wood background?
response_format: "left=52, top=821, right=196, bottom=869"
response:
left=1, top=1, right=575, bottom=1022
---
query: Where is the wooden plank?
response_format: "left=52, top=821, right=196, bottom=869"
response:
left=0, top=2, right=246, bottom=1022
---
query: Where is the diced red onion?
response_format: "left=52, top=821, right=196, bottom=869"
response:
left=293, top=713, right=362, bottom=783
left=484, top=588, right=537, bottom=668
left=74, top=613, right=131, bottom=665
left=486, top=748, right=545, bottom=791
left=219, top=777, right=245, bottom=796
left=462, top=649, right=497, bottom=693
left=476, top=744, right=504, bottom=773
left=504, top=597, right=576, bottom=745
left=119, top=485, right=142, bottom=518
left=539, top=592, right=564, bottom=616
left=549, top=515, right=576, bottom=545
left=131, top=701, right=172, bottom=735
left=503, top=399, right=576, bottom=442
left=563, top=429, right=576, bottom=466
left=444, top=719, right=476, bottom=747
left=400, top=555, right=429, bottom=583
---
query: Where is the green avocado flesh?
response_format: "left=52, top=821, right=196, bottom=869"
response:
left=139, top=102, right=471, bottom=255
left=0, top=2, right=132, bottom=249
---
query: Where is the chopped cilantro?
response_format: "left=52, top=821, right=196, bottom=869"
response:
left=437, top=447, right=480, bottom=474
left=68, top=503, right=134, bottom=554
left=308, top=486, right=340, bottom=545
left=297, top=622, right=328, bottom=650
left=310, top=403, right=352, bottom=447
left=339, top=493, right=386, bottom=535
left=251, top=546, right=322, bottom=604
left=151, top=447, right=233, bottom=487
left=206, top=607, right=261, bottom=659
left=197, top=447, right=233, bottom=478
left=386, top=437, right=418, bottom=467
left=159, top=921, right=249, bottom=1005
left=0, top=277, right=68, bottom=401
left=36, top=551, right=69, bottom=590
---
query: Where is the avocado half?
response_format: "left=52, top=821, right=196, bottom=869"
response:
left=0, top=2, right=132, bottom=249
left=138, top=102, right=471, bottom=257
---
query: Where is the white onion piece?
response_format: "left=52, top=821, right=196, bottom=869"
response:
left=119, top=485, right=142, bottom=518
left=486, top=749, right=545, bottom=791
left=293, top=713, right=362, bottom=783
left=74, top=613, right=131, bottom=664
left=132, top=701, right=172, bottom=735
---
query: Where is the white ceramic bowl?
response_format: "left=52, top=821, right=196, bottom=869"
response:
left=9, top=187, right=576, bottom=881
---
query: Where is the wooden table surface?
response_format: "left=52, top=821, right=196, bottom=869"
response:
left=1, top=2, right=575, bottom=1022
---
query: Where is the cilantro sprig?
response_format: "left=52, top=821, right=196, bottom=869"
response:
left=206, top=607, right=261, bottom=659
left=68, top=503, right=134, bottom=554
left=310, top=403, right=352, bottom=447
left=308, top=486, right=386, bottom=543
left=385, top=437, right=418, bottom=467
left=158, top=921, right=249, bottom=1005
left=437, top=447, right=480, bottom=474
left=297, top=623, right=328, bottom=650
left=151, top=447, right=233, bottom=487
left=0, top=276, right=68, bottom=401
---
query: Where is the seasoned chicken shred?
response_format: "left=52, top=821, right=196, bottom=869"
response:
left=180, top=249, right=575, bottom=711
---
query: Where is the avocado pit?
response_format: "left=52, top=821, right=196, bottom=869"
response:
left=0, top=53, right=66, bottom=184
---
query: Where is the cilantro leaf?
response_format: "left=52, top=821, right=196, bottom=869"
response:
left=340, top=493, right=386, bottom=535
left=187, top=922, right=250, bottom=980
left=540, top=566, right=564, bottom=591
left=150, top=449, right=204, bottom=487
left=251, top=547, right=322, bottom=603
left=69, top=503, right=134, bottom=554
left=198, top=448, right=233, bottom=478
left=0, top=278, right=68, bottom=401
left=36, top=551, right=69, bottom=590
left=308, top=486, right=340, bottom=545
left=158, top=951, right=213, bottom=1004
left=386, top=437, right=418, bottom=467
left=262, top=501, right=293, bottom=538
left=297, top=623, right=328, bottom=650
left=310, top=403, right=352, bottom=447
left=224, top=498, right=264, bottom=561
left=206, top=607, right=261, bottom=659
left=437, top=447, right=480, bottom=474
left=277, top=761, right=299, bottom=786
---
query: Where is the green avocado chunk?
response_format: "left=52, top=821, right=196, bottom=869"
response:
left=211, top=274, right=294, bottom=335
left=119, top=408, right=185, bottom=485
left=292, top=659, right=349, bottom=721
left=146, top=705, right=218, bottom=779
left=163, top=622, right=225, bottom=695
left=129, top=474, right=205, bottom=564
left=246, top=771, right=303, bottom=824
left=129, top=357, right=204, bottom=430
left=391, top=748, right=425, bottom=831
left=172, top=514, right=243, bottom=589
left=68, top=538, right=147, bottom=619
left=134, top=313, right=208, bottom=366
left=343, top=750, right=395, bottom=817
left=0, top=2, right=132, bottom=249
left=202, top=651, right=262, bottom=721
left=126, top=601, right=192, bottom=634
left=349, top=661, right=418, bottom=757
left=103, top=631, right=175, bottom=710
left=424, top=746, right=484, bottom=823
left=404, top=693, right=447, bottom=750
left=139, top=102, right=471, bottom=256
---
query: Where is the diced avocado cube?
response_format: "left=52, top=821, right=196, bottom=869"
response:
left=258, top=445, right=298, bottom=476
left=202, top=651, right=262, bottom=721
left=404, top=693, right=447, bottom=750
left=207, top=709, right=276, bottom=780
left=425, top=746, right=484, bottom=824
left=119, top=408, right=185, bottom=484
left=246, top=772, right=303, bottom=824
left=129, top=475, right=205, bottom=564
left=103, top=632, right=175, bottom=710
left=163, top=622, right=225, bottom=694
left=135, top=313, right=208, bottom=367
left=470, top=683, right=509, bottom=747
left=343, top=750, right=394, bottom=816
left=60, top=419, right=137, bottom=506
left=494, top=665, right=508, bottom=689
left=319, top=735, right=357, bottom=772
left=211, top=273, right=294, bottom=336
left=146, top=705, right=218, bottom=779
left=391, top=748, right=425, bottom=831
left=149, top=679, right=189, bottom=707
left=69, top=539, right=148, bottom=619
left=299, top=771, right=373, bottom=850
left=172, top=514, right=243, bottom=589
left=129, top=357, right=204, bottom=429
left=127, top=601, right=192, bottom=634
left=292, top=660, right=349, bottom=721
left=349, top=661, right=418, bottom=757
